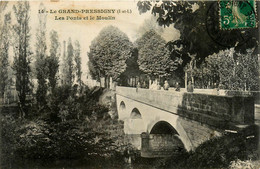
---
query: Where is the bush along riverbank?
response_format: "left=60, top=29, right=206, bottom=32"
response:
left=158, top=124, right=260, bottom=169
left=0, top=86, right=138, bottom=169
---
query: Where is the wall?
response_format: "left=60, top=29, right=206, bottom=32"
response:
left=178, top=118, right=221, bottom=147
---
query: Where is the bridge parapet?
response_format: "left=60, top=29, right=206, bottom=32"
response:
left=116, top=86, right=254, bottom=129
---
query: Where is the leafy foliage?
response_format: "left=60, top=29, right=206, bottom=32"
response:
left=118, top=48, right=141, bottom=86
left=35, top=3, right=48, bottom=107
left=137, top=1, right=258, bottom=66
left=234, top=49, right=259, bottom=91
left=88, top=26, right=133, bottom=81
left=0, top=12, right=11, bottom=97
left=74, top=40, right=82, bottom=87
left=163, top=125, right=259, bottom=169
left=88, top=56, right=100, bottom=81
left=46, top=30, right=60, bottom=93
left=137, top=2, right=217, bottom=62
left=64, top=38, right=74, bottom=87
left=135, top=30, right=179, bottom=78
left=0, top=87, right=132, bottom=168
left=12, top=2, right=32, bottom=112
left=196, top=48, right=259, bottom=91
left=137, top=1, right=152, bottom=14
left=1, top=116, right=126, bottom=166
left=136, top=16, right=179, bottom=42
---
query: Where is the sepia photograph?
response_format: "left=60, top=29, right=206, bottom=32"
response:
left=0, top=0, right=259, bottom=168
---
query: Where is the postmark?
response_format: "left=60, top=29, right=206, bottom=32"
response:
left=206, top=2, right=255, bottom=47
left=219, top=0, right=257, bottom=30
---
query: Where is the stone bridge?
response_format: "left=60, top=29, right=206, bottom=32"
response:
left=116, top=86, right=255, bottom=157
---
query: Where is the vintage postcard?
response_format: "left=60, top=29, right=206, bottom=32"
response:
left=0, top=0, right=259, bottom=168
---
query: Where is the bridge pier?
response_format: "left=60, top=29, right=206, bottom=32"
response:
left=141, top=133, right=185, bottom=158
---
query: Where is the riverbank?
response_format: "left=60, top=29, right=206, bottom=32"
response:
left=161, top=124, right=259, bottom=169
left=1, top=87, right=259, bottom=169
left=0, top=86, right=124, bottom=168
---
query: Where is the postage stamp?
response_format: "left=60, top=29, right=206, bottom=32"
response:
left=219, top=0, right=257, bottom=29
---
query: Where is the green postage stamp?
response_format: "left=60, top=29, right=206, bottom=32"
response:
left=219, top=0, right=257, bottom=29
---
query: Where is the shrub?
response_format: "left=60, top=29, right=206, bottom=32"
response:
left=164, top=125, right=259, bottom=169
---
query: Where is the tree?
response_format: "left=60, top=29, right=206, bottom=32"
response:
left=135, top=30, right=179, bottom=79
left=118, top=48, right=141, bottom=86
left=136, top=16, right=179, bottom=42
left=88, top=26, right=133, bottom=87
left=137, top=1, right=258, bottom=65
left=88, top=57, right=99, bottom=82
left=74, top=40, right=82, bottom=87
left=184, top=53, right=197, bottom=87
left=166, top=40, right=190, bottom=86
left=64, top=37, right=74, bottom=87
left=0, top=13, right=11, bottom=97
left=60, top=40, right=67, bottom=85
left=201, top=48, right=259, bottom=91
left=231, top=48, right=259, bottom=91
left=46, top=30, right=60, bottom=93
left=13, top=2, right=32, bottom=115
left=35, top=3, right=48, bottom=107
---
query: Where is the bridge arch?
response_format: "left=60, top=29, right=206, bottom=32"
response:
left=142, top=120, right=186, bottom=157
left=147, top=120, right=193, bottom=151
left=119, top=101, right=126, bottom=111
left=150, top=121, right=178, bottom=135
left=130, top=108, right=142, bottom=119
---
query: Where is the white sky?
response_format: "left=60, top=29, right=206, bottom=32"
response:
left=3, top=1, right=180, bottom=81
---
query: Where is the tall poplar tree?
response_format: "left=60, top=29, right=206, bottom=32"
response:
left=47, top=30, right=60, bottom=93
left=35, top=3, right=48, bottom=107
left=65, top=38, right=74, bottom=87
left=74, top=40, right=82, bottom=87
left=13, top=2, right=32, bottom=115
left=0, top=13, right=11, bottom=97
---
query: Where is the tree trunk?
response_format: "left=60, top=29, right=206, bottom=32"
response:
left=105, top=76, right=107, bottom=88
left=105, top=75, right=110, bottom=89
left=185, top=72, right=187, bottom=89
